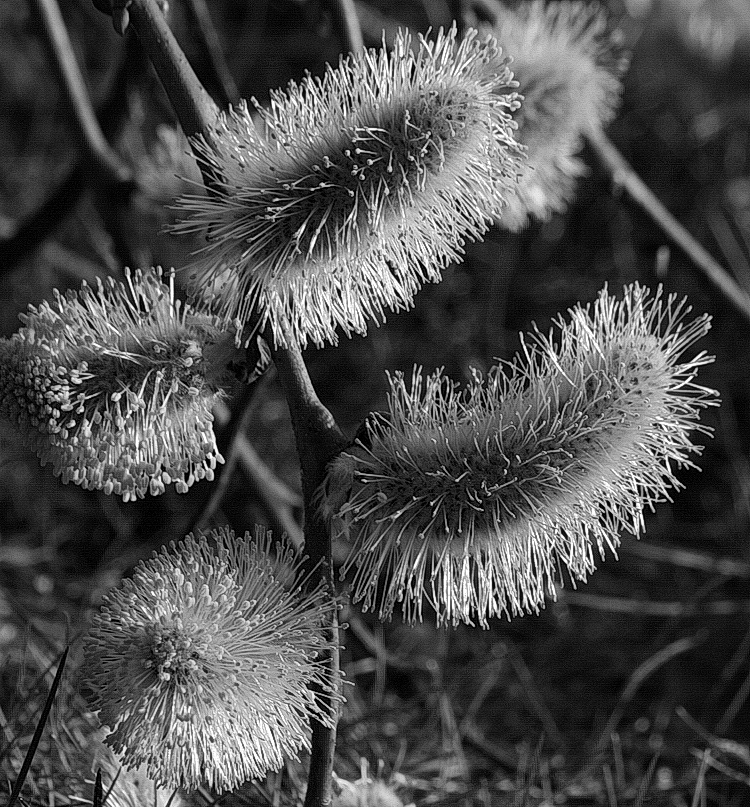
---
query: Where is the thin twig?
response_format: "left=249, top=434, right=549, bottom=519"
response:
left=324, top=0, right=365, bottom=55
left=190, top=398, right=259, bottom=536
left=703, top=203, right=750, bottom=295
left=587, top=127, right=750, bottom=323
left=562, top=591, right=750, bottom=617
left=705, top=624, right=750, bottom=722
left=183, top=0, right=240, bottom=107
left=345, top=610, right=419, bottom=673
left=7, top=648, right=69, bottom=807
left=33, top=0, right=135, bottom=188
left=271, top=337, right=348, bottom=807
left=460, top=721, right=518, bottom=769
left=192, top=399, right=304, bottom=546
left=621, top=540, right=750, bottom=579
left=594, top=633, right=705, bottom=756
left=715, top=666, right=750, bottom=737
left=0, top=34, right=136, bottom=270
left=502, top=642, right=565, bottom=751
left=689, top=749, right=750, bottom=788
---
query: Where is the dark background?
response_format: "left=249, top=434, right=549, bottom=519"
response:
left=1, top=0, right=750, bottom=804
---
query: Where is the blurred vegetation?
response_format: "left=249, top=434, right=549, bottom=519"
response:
left=1, top=0, right=750, bottom=804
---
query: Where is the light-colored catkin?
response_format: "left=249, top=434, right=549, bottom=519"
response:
left=322, top=284, right=718, bottom=627
left=0, top=268, right=236, bottom=501
left=173, top=27, right=524, bottom=348
left=85, top=526, right=339, bottom=792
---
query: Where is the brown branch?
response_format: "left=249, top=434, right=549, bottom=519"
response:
left=587, top=127, right=750, bottom=323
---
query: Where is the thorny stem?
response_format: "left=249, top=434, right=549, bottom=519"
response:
left=587, top=127, right=750, bottom=324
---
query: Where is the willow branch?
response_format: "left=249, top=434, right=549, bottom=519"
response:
left=271, top=338, right=348, bottom=807
left=127, top=0, right=218, bottom=138
left=587, top=127, right=750, bottom=323
left=184, top=0, right=240, bottom=107
left=94, top=2, right=348, bottom=797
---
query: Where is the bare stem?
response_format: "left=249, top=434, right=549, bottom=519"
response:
left=124, top=0, right=220, bottom=191
left=587, top=127, right=750, bottom=324
left=271, top=338, right=348, bottom=807
left=34, top=0, right=135, bottom=187
left=324, top=0, right=364, bottom=55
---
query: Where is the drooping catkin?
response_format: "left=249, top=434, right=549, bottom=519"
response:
left=322, top=284, right=717, bottom=627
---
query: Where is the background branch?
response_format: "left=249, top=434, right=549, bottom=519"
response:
left=183, top=0, right=240, bottom=107
left=35, top=0, right=135, bottom=188
left=587, top=127, right=750, bottom=323
left=0, top=30, right=138, bottom=271
left=324, top=0, right=364, bottom=55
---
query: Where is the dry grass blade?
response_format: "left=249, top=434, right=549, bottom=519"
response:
left=93, top=768, right=103, bottom=807
left=632, top=752, right=660, bottom=807
left=6, top=646, right=69, bottom=807
left=690, top=750, right=711, bottom=807
left=594, top=634, right=703, bottom=755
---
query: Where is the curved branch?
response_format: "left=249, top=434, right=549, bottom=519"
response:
left=0, top=30, right=137, bottom=271
left=34, top=0, right=135, bottom=187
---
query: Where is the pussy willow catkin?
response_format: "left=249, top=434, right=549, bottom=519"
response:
left=0, top=268, right=234, bottom=501
left=487, top=0, right=627, bottom=230
left=322, top=284, right=718, bottom=627
left=85, top=527, right=339, bottom=792
left=173, top=27, right=523, bottom=348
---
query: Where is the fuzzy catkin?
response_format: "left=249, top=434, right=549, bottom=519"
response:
left=173, top=27, right=523, bottom=348
left=0, top=268, right=234, bottom=501
left=85, top=527, right=339, bottom=793
left=487, top=1, right=627, bottom=230
left=322, top=284, right=718, bottom=627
